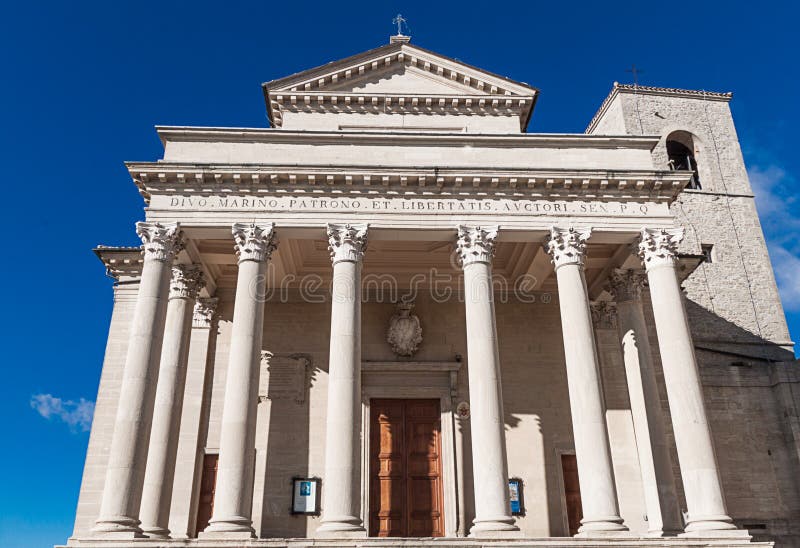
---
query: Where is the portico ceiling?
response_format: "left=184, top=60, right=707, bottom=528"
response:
left=195, top=237, right=622, bottom=292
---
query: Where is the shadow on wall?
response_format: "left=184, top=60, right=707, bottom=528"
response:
left=683, top=298, right=795, bottom=362
left=496, top=300, right=566, bottom=536
left=259, top=353, right=320, bottom=537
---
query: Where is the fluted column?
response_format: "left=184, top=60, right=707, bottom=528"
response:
left=638, top=228, right=744, bottom=537
left=456, top=226, right=519, bottom=537
left=202, top=223, right=276, bottom=538
left=609, top=269, right=682, bottom=536
left=317, top=223, right=368, bottom=537
left=93, top=222, right=182, bottom=537
left=546, top=227, right=627, bottom=535
left=140, top=264, right=204, bottom=538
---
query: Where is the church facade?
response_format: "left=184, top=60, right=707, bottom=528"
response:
left=63, top=37, right=800, bottom=548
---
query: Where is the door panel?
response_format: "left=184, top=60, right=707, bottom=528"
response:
left=195, top=453, right=219, bottom=536
left=561, top=453, right=583, bottom=536
left=370, top=400, right=406, bottom=537
left=369, top=399, right=444, bottom=537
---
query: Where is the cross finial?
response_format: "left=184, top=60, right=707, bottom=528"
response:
left=626, top=64, right=644, bottom=87
left=392, top=13, right=408, bottom=36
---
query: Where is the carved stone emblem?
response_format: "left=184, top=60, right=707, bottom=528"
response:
left=386, top=301, right=423, bottom=357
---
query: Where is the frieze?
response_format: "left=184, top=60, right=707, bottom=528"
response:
left=156, top=195, right=658, bottom=217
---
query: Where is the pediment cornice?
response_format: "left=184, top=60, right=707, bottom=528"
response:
left=127, top=162, right=691, bottom=205
left=262, top=42, right=538, bottom=130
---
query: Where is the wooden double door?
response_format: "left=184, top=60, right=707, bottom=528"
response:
left=369, top=399, right=445, bottom=537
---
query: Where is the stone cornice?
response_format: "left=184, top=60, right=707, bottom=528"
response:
left=268, top=93, right=532, bottom=126
left=155, top=126, right=660, bottom=149
left=263, top=43, right=537, bottom=97
left=586, top=82, right=733, bottom=133
left=94, top=246, right=143, bottom=281
left=129, top=163, right=692, bottom=205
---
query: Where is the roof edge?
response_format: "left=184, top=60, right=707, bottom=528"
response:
left=586, top=82, right=733, bottom=134
left=153, top=126, right=660, bottom=148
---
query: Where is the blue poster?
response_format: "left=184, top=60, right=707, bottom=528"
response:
left=509, top=479, right=521, bottom=514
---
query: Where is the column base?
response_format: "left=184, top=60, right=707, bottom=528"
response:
left=91, top=517, right=144, bottom=538
left=681, top=515, right=749, bottom=538
left=469, top=517, right=521, bottom=538
left=198, top=516, right=255, bottom=539
left=577, top=516, right=629, bottom=536
left=140, top=525, right=170, bottom=539
left=315, top=517, right=367, bottom=538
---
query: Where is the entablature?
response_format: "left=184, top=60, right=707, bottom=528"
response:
left=94, top=246, right=143, bottom=282
left=129, top=163, right=691, bottom=205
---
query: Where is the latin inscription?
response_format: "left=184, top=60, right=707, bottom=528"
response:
left=158, top=195, right=657, bottom=216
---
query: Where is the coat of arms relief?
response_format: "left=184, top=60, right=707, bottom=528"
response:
left=386, top=300, right=423, bottom=357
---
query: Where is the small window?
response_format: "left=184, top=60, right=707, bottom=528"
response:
left=666, top=131, right=701, bottom=190
left=701, top=244, right=714, bottom=263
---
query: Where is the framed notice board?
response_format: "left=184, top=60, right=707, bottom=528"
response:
left=291, top=477, right=321, bottom=515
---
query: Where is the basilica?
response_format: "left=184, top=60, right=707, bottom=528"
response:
left=62, top=36, right=800, bottom=548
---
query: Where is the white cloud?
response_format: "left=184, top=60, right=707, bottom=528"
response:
left=748, top=165, right=800, bottom=311
left=771, top=247, right=800, bottom=312
left=30, top=393, right=95, bottom=432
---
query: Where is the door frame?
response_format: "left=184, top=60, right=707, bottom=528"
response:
left=555, top=447, right=578, bottom=537
left=361, top=361, right=460, bottom=537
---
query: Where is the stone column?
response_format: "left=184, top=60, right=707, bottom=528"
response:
left=202, top=223, right=276, bottom=538
left=609, top=269, right=682, bottom=536
left=456, top=225, right=519, bottom=537
left=169, top=297, right=219, bottom=538
left=317, top=223, right=369, bottom=537
left=638, top=228, right=743, bottom=536
left=93, top=222, right=182, bottom=537
left=140, top=264, right=204, bottom=538
left=546, top=227, right=627, bottom=535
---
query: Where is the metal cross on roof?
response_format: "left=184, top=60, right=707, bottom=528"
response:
left=626, top=64, right=644, bottom=87
left=392, top=13, right=409, bottom=36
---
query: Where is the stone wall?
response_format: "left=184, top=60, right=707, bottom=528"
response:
left=72, top=282, right=139, bottom=537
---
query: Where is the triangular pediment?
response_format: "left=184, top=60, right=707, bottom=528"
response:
left=262, top=41, right=538, bottom=131
left=324, top=64, right=486, bottom=95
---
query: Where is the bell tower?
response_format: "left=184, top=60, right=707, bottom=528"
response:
left=588, top=83, right=793, bottom=357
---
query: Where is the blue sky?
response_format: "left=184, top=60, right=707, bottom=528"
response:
left=1, top=1, right=797, bottom=546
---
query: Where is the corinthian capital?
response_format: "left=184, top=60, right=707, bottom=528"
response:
left=327, top=223, right=368, bottom=264
left=545, top=226, right=591, bottom=269
left=169, top=264, right=204, bottom=300
left=232, top=223, right=277, bottom=263
left=609, top=268, right=648, bottom=303
left=455, top=225, right=499, bottom=267
left=193, top=297, right=219, bottom=328
left=638, top=228, right=684, bottom=270
left=135, top=222, right=182, bottom=262
left=590, top=301, right=618, bottom=330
